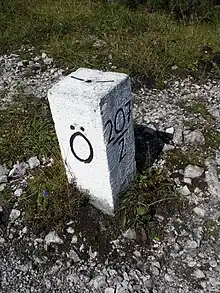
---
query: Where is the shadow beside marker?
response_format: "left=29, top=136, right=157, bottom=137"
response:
left=134, top=124, right=173, bottom=172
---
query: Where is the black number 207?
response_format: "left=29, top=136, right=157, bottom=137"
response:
left=104, top=100, right=131, bottom=163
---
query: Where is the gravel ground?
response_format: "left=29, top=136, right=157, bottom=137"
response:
left=1, top=51, right=220, bottom=293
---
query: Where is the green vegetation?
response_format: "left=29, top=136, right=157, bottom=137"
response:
left=0, top=93, right=56, bottom=164
left=20, top=158, right=88, bottom=233
left=0, top=93, right=88, bottom=232
left=119, top=168, right=179, bottom=230
left=188, top=101, right=212, bottom=120
left=127, top=0, right=218, bottom=21
left=1, top=0, right=220, bottom=84
left=166, top=148, right=205, bottom=170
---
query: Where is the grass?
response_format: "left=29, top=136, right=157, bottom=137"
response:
left=0, top=93, right=88, bottom=231
left=166, top=148, right=205, bottom=170
left=20, top=158, right=89, bottom=233
left=1, top=0, right=220, bottom=84
left=0, top=93, right=56, bottom=165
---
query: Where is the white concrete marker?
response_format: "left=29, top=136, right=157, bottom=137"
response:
left=48, top=68, right=136, bottom=215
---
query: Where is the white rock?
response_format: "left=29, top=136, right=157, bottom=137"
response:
left=0, top=175, right=7, bottom=184
left=0, top=164, right=9, bottom=176
left=216, top=150, right=220, bottom=166
left=193, top=207, right=205, bottom=217
left=194, top=269, right=205, bottom=279
left=194, top=187, right=201, bottom=194
left=28, top=157, right=40, bottom=169
left=152, top=261, right=161, bottom=269
left=45, top=280, right=51, bottom=290
left=123, top=271, right=129, bottom=281
left=9, top=209, right=21, bottom=222
left=89, top=247, right=98, bottom=260
left=66, top=220, right=74, bottom=226
left=162, top=144, right=175, bottom=152
left=9, top=162, right=28, bottom=177
left=209, top=260, right=217, bottom=268
left=188, top=261, right=196, bottom=267
left=79, top=244, right=84, bottom=251
left=8, top=167, right=16, bottom=177
left=166, top=127, right=174, bottom=134
left=184, top=165, right=204, bottom=179
left=133, top=250, right=141, bottom=258
left=41, top=52, right=47, bottom=59
left=69, top=249, right=80, bottom=262
left=143, top=278, right=153, bottom=289
left=45, top=231, right=64, bottom=245
left=44, top=57, right=53, bottom=65
left=66, top=227, right=74, bottom=234
left=150, top=266, right=160, bottom=276
left=205, top=158, right=220, bottom=198
left=123, top=228, right=136, bottom=240
left=0, top=237, right=5, bottom=244
left=71, top=235, right=78, bottom=244
left=171, top=65, right=178, bottom=70
left=17, top=61, right=23, bottom=67
left=209, top=277, right=218, bottom=287
left=14, top=188, right=23, bottom=197
left=184, top=130, right=205, bottom=145
left=178, top=185, right=191, bottom=196
left=0, top=184, right=6, bottom=192
left=48, top=68, right=136, bottom=215
left=173, top=125, right=183, bottom=145
left=108, top=269, right=117, bottom=276
left=105, top=288, right=115, bottom=293
left=34, top=56, right=41, bottom=62
left=22, top=227, right=27, bottom=234
left=183, top=177, right=192, bottom=185
left=185, top=240, right=198, bottom=249
left=17, top=264, right=30, bottom=272
left=208, top=106, right=220, bottom=122
left=91, top=275, right=106, bottom=289
left=165, top=274, right=173, bottom=282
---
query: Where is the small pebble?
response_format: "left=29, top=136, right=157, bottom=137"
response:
left=28, top=157, right=40, bottom=169
left=194, top=269, right=205, bottom=279
left=193, top=207, right=205, bottom=217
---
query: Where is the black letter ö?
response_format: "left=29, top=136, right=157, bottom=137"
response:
left=69, top=132, right=93, bottom=163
